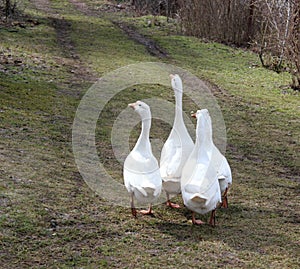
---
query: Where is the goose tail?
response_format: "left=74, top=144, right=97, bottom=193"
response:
left=191, top=194, right=207, bottom=205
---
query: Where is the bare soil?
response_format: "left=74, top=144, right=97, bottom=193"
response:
left=32, top=0, right=97, bottom=92
left=70, top=0, right=169, bottom=58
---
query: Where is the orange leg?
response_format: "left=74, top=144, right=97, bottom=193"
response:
left=140, top=204, right=153, bottom=215
left=131, top=193, right=137, bottom=218
left=209, top=209, right=216, bottom=227
left=221, top=188, right=229, bottom=208
left=166, top=193, right=180, bottom=208
left=192, top=212, right=205, bottom=225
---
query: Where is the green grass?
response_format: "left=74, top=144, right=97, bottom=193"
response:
left=0, top=1, right=299, bottom=268
left=70, top=15, right=156, bottom=74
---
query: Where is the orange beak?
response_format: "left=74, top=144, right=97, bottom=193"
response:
left=128, top=103, right=136, bottom=109
left=191, top=112, right=197, bottom=118
left=170, top=74, right=175, bottom=79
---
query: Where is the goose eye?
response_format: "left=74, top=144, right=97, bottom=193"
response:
left=139, top=104, right=142, bottom=107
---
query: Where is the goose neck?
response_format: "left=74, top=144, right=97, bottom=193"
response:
left=195, top=125, right=213, bottom=162
left=174, top=90, right=184, bottom=125
left=136, top=118, right=151, bottom=153
left=140, top=118, right=151, bottom=140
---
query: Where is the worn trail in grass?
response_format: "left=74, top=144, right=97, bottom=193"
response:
left=0, top=0, right=299, bottom=268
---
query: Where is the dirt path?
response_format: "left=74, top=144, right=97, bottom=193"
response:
left=69, top=0, right=168, bottom=58
left=30, top=0, right=52, bottom=14
left=31, top=0, right=97, bottom=94
left=32, top=0, right=169, bottom=92
left=69, top=0, right=97, bottom=16
left=112, top=21, right=169, bottom=58
left=31, top=0, right=77, bottom=59
left=50, top=17, right=78, bottom=59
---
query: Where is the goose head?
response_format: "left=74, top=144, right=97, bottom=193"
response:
left=191, top=109, right=212, bottom=139
left=170, top=74, right=183, bottom=93
left=128, top=100, right=151, bottom=120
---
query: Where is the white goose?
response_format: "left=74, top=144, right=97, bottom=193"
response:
left=123, top=101, right=162, bottom=217
left=181, top=109, right=222, bottom=226
left=160, top=74, right=194, bottom=208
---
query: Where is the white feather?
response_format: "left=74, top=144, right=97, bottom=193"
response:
left=123, top=101, right=162, bottom=205
left=160, top=74, right=194, bottom=195
left=181, top=109, right=222, bottom=215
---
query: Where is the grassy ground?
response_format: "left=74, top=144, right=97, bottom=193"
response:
left=0, top=0, right=299, bottom=268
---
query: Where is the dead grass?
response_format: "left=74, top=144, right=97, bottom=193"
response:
left=0, top=0, right=299, bottom=268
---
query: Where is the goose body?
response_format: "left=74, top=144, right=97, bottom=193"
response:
left=160, top=74, right=194, bottom=207
left=181, top=109, right=221, bottom=225
left=124, top=101, right=162, bottom=216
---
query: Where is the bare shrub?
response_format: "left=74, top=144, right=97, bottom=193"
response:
left=254, top=0, right=293, bottom=71
left=176, top=0, right=299, bottom=90
left=177, top=0, right=257, bottom=46
left=287, top=1, right=300, bottom=90
left=253, top=0, right=299, bottom=89
left=130, top=0, right=178, bottom=17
